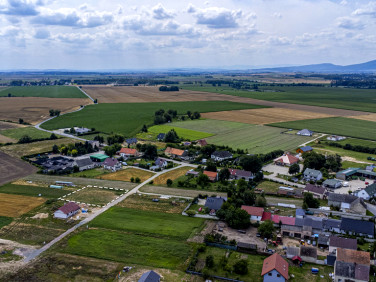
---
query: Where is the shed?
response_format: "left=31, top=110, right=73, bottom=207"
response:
left=90, top=153, right=109, bottom=162
left=335, top=167, right=360, bottom=180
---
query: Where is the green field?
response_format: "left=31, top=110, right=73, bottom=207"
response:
left=90, top=206, right=204, bottom=240
left=0, top=86, right=86, bottom=98
left=147, top=124, right=213, bottom=141
left=269, top=117, right=376, bottom=141
left=0, top=216, right=12, bottom=229
left=168, top=119, right=311, bottom=153
left=330, top=137, right=376, bottom=148
left=0, top=184, right=68, bottom=198
left=0, top=127, right=53, bottom=140
left=41, top=101, right=266, bottom=136
left=181, top=84, right=376, bottom=113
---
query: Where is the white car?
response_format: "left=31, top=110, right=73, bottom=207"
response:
left=343, top=182, right=349, bottom=187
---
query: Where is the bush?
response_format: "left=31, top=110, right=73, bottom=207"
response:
left=233, top=259, right=248, bottom=275
left=166, top=179, right=173, bottom=187
left=130, top=177, right=134, bottom=183
left=197, top=244, right=206, bottom=253
left=186, top=210, right=196, bottom=217
left=135, top=177, right=141, bottom=183
left=205, top=255, right=214, bottom=268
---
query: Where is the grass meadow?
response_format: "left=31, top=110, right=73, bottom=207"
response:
left=147, top=124, right=213, bottom=140
left=1, top=127, right=53, bottom=140
left=0, top=216, right=12, bottom=229
left=269, top=117, right=376, bottom=140
left=0, top=86, right=86, bottom=98
left=0, top=184, right=68, bottom=198
left=41, top=101, right=266, bottom=136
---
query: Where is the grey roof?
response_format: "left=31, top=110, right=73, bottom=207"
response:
left=298, top=129, right=313, bottom=135
left=326, top=254, right=336, bottom=266
left=157, top=133, right=165, bottom=140
left=299, top=146, right=313, bottom=152
left=295, top=216, right=323, bottom=230
left=340, top=218, right=375, bottom=236
left=205, top=197, right=226, bottom=211
left=304, top=184, right=325, bottom=195
left=323, top=218, right=341, bottom=229
left=323, top=179, right=341, bottom=187
left=329, top=236, right=357, bottom=250
left=335, top=261, right=370, bottom=282
left=294, top=217, right=304, bottom=227
left=318, top=234, right=329, bottom=246
left=304, top=168, right=321, bottom=177
left=211, top=151, right=233, bottom=159
left=328, top=193, right=358, bottom=204
left=126, top=138, right=137, bottom=144
left=237, top=242, right=257, bottom=249
left=138, top=270, right=160, bottom=282
left=286, top=246, right=299, bottom=257
left=282, top=224, right=302, bottom=232
left=75, top=158, right=93, bottom=167
left=295, top=208, right=305, bottom=216
left=103, top=158, right=119, bottom=167
left=364, top=183, right=376, bottom=197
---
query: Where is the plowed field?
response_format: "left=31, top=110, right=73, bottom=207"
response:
left=0, top=151, right=37, bottom=186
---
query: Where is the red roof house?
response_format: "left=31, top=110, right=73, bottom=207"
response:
left=119, top=148, right=139, bottom=157
left=274, top=153, right=299, bottom=166
left=261, top=211, right=272, bottom=221
left=54, top=202, right=80, bottom=219
left=241, top=205, right=264, bottom=221
left=203, top=170, right=218, bottom=182
left=261, top=253, right=289, bottom=281
left=272, top=215, right=295, bottom=226
left=197, top=139, right=208, bottom=146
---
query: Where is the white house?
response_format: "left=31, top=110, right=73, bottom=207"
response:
left=54, top=202, right=80, bottom=219
left=303, top=168, right=322, bottom=182
left=74, top=157, right=95, bottom=171
left=356, top=183, right=376, bottom=200
left=241, top=205, right=264, bottom=222
left=297, top=129, right=313, bottom=136
left=103, top=158, right=122, bottom=172
left=211, top=151, right=233, bottom=162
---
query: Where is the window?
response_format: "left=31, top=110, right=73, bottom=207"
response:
left=277, top=274, right=281, bottom=277
left=268, top=273, right=272, bottom=276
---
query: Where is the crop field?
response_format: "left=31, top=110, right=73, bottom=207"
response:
left=349, top=113, right=376, bottom=122
left=0, top=121, right=25, bottom=130
left=0, top=193, right=45, bottom=217
left=0, top=134, right=16, bottom=143
left=140, top=185, right=228, bottom=198
left=0, top=184, right=68, bottom=198
left=269, top=117, right=376, bottom=141
left=0, top=86, right=86, bottom=98
left=202, top=107, right=335, bottom=125
left=0, top=151, right=37, bottom=186
left=1, top=126, right=53, bottom=140
left=181, top=84, right=376, bottom=113
left=153, top=167, right=192, bottom=185
left=331, top=137, right=376, bottom=148
left=169, top=120, right=311, bottom=154
left=41, top=101, right=265, bottom=136
left=63, top=187, right=123, bottom=206
left=99, top=168, right=155, bottom=182
left=147, top=124, right=213, bottom=140
left=0, top=97, right=91, bottom=124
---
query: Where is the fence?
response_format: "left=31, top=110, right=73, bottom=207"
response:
left=205, top=242, right=237, bottom=251
left=186, top=270, right=244, bottom=282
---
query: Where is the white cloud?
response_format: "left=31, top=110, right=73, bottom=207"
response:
left=34, top=28, right=49, bottom=39
left=337, top=16, right=365, bottom=30
left=152, top=3, right=174, bottom=20
left=353, top=2, right=376, bottom=17
left=191, top=6, right=242, bottom=28
left=0, top=0, right=41, bottom=16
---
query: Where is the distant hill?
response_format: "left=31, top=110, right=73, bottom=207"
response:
left=252, top=60, right=376, bottom=73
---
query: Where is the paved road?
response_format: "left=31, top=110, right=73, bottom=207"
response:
left=23, top=163, right=194, bottom=263
left=299, top=133, right=327, bottom=147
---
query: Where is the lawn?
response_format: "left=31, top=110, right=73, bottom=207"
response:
left=69, top=168, right=109, bottom=178
left=64, top=229, right=191, bottom=269
left=99, top=168, right=155, bottom=182
left=311, top=143, right=375, bottom=162
left=269, top=117, right=376, bottom=141
left=257, top=180, right=281, bottom=194
left=90, top=206, right=205, bottom=240
left=0, top=216, right=12, bottom=229
left=0, top=184, right=68, bottom=198
left=1, top=127, right=53, bottom=140
left=153, top=166, right=192, bottom=185
left=147, top=124, right=213, bottom=141
left=181, top=84, right=376, bottom=113
left=64, top=187, right=122, bottom=206
left=41, top=101, right=267, bottom=137
left=0, top=86, right=86, bottom=98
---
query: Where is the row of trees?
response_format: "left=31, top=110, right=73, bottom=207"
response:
left=49, top=109, right=61, bottom=117
left=19, top=133, right=57, bottom=144
left=326, top=141, right=376, bottom=155
left=52, top=141, right=98, bottom=156
left=159, top=85, right=179, bottom=91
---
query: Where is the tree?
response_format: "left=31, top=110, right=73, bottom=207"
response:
left=243, top=190, right=256, bottom=206
left=52, top=144, right=59, bottom=154
left=168, top=109, right=177, bottom=118
left=218, top=168, right=230, bottom=182
left=135, top=177, right=141, bottom=183
left=258, top=220, right=274, bottom=239
left=18, top=118, right=23, bottom=124
left=8, top=93, right=11, bottom=97
left=201, top=144, right=216, bottom=158
left=154, top=115, right=165, bottom=125
left=49, top=109, right=55, bottom=116
left=303, top=151, right=326, bottom=170
left=155, top=109, right=165, bottom=116
left=205, top=160, right=217, bottom=172
left=71, top=149, right=78, bottom=157
left=325, top=154, right=342, bottom=172
left=93, top=99, right=98, bottom=104
left=303, top=192, right=320, bottom=209
left=289, top=163, right=300, bottom=175
left=206, top=255, right=214, bottom=268
left=255, top=195, right=267, bottom=207
left=164, top=129, right=179, bottom=143
left=142, top=144, right=158, bottom=159
left=141, top=124, right=148, bottom=132
left=187, top=110, right=192, bottom=118
left=94, top=135, right=104, bottom=143
left=233, top=259, right=248, bottom=275
left=193, top=111, right=201, bottom=119
left=197, top=173, right=210, bottom=187
left=69, top=127, right=76, bottom=134
left=166, top=179, right=173, bottom=187
left=104, top=144, right=121, bottom=157
left=239, top=155, right=262, bottom=173
left=163, top=113, right=172, bottom=123
left=18, top=135, right=32, bottom=144
left=50, top=133, right=58, bottom=140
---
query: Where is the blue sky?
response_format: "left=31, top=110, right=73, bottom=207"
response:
left=0, top=0, right=375, bottom=70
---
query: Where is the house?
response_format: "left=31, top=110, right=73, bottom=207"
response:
left=261, top=211, right=272, bottom=221
left=157, top=133, right=165, bottom=141
left=334, top=248, right=370, bottom=282
left=74, top=127, right=90, bottom=134
left=300, top=246, right=317, bottom=263
left=328, top=193, right=366, bottom=215
left=155, top=157, right=168, bottom=168
left=204, top=196, right=226, bottom=212
left=211, top=151, right=233, bottom=162
left=241, top=205, right=264, bottom=222
left=328, top=236, right=357, bottom=253
left=274, top=153, right=299, bottom=166
left=119, top=148, right=139, bottom=158
left=356, top=182, right=376, bottom=200
left=322, top=179, right=342, bottom=189
left=296, top=146, right=313, bottom=154
left=272, top=215, right=295, bottom=226
left=297, top=129, right=313, bottom=136
left=317, top=234, right=329, bottom=248
left=304, top=184, right=326, bottom=199
left=164, top=147, right=187, bottom=159
left=303, top=168, right=322, bottom=182
left=54, top=202, right=80, bottom=219
left=261, top=253, right=289, bottom=282
left=336, top=167, right=360, bottom=180
left=103, top=158, right=122, bottom=172
left=34, top=156, right=75, bottom=174
left=203, top=170, right=218, bottom=182
left=229, top=169, right=253, bottom=181
left=327, top=135, right=346, bottom=141
left=295, top=208, right=305, bottom=218
left=126, top=138, right=137, bottom=145
left=340, top=218, right=375, bottom=238
left=73, top=157, right=95, bottom=171
left=197, top=139, right=207, bottom=147
left=138, top=270, right=160, bottom=282
left=323, top=218, right=341, bottom=233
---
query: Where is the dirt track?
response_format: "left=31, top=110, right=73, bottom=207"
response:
left=0, top=151, right=37, bottom=186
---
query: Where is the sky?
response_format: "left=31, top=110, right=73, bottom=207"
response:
left=0, top=0, right=376, bottom=70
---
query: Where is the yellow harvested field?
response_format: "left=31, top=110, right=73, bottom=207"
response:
left=201, top=107, right=336, bottom=124
left=153, top=167, right=192, bottom=185
left=0, top=193, right=45, bottom=217
left=348, top=114, right=376, bottom=122
left=99, top=168, right=155, bottom=182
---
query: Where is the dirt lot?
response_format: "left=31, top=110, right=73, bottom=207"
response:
left=153, top=167, right=191, bottom=185
left=0, top=193, right=45, bottom=217
left=0, top=134, right=16, bottom=143
left=348, top=113, right=376, bottom=122
left=0, top=151, right=37, bottom=186
left=0, top=97, right=91, bottom=124
left=202, top=107, right=335, bottom=125
left=139, top=185, right=227, bottom=198
left=0, top=121, right=25, bottom=130
left=99, top=168, right=155, bottom=183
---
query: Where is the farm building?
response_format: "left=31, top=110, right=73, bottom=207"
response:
left=296, top=129, right=313, bottom=136
left=328, top=236, right=357, bottom=253
left=241, top=205, right=264, bottom=222
left=300, top=246, right=317, bottom=263
left=34, top=156, right=74, bottom=174
left=340, top=218, right=374, bottom=238
left=303, top=168, right=322, bottom=182
left=157, top=133, right=165, bottom=141
left=229, top=168, right=253, bottom=181
left=119, top=148, right=139, bottom=158
left=103, top=158, right=122, bottom=172
left=203, top=170, right=218, bottom=182
left=295, top=208, right=305, bottom=218
left=322, top=179, right=342, bottom=189
left=335, top=167, right=360, bottom=180
left=261, top=253, right=289, bottom=282
left=197, top=139, right=207, bottom=147
left=90, top=153, right=109, bottom=163
left=304, top=184, right=327, bottom=199
left=274, top=153, right=299, bottom=166
left=138, top=270, right=160, bottom=282
left=54, top=202, right=80, bottom=219
left=328, top=193, right=366, bottom=215
left=355, top=183, right=376, bottom=200
left=211, top=150, right=233, bottom=162
left=323, top=218, right=341, bottom=233
left=334, top=248, right=370, bottom=282
left=296, top=146, right=313, bottom=154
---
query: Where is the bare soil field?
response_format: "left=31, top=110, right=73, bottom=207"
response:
left=99, top=168, right=155, bottom=182
left=0, top=193, right=45, bottom=217
left=202, top=107, right=335, bottom=125
left=82, top=85, right=368, bottom=117
left=0, top=121, right=25, bottom=130
left=153, top=167, right=191, bottom=185
left=0, top=97, right=91, bottom=124
left=348, top=113, right=376, bottom=122
left=140, top=185, right=227, bottom=198
left=0, top=134, right=16, bottom=143
left=0, top=151, right=37, bottom=186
